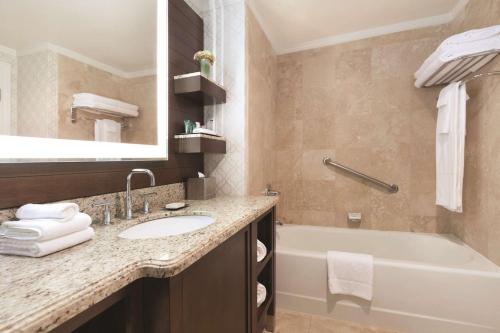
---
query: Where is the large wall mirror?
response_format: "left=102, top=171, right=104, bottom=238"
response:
left=0, top=0, right=168, bottom=161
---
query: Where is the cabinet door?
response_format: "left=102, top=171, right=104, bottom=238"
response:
left=174, top=227, right=251, bottom=333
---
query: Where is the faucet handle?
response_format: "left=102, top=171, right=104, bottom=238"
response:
left=141, top=192, right=157, bottom=214
left=93, top=201, right=112, bottom=225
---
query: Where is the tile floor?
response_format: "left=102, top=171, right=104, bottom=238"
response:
left=275, top=310, right=400, bottom=333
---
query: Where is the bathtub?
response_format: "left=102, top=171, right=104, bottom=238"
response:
left=276, top=225, right=500, bottom=333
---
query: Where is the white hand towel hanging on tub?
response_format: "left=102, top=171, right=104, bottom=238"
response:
left=436, top=82, right=467, bottom=213
left=327, top=251, right=373, bottom=301
left=95, top=119, right=121, bottom=143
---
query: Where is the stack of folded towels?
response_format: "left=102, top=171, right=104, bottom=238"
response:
left=0, top=203, right=94, bottom=257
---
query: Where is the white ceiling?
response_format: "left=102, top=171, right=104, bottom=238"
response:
left=248, top=0, right=468, bottom=54
left=0, top=0, right=156, bottom=74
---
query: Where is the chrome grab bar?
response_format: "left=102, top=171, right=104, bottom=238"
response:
left=322, top=157, right=399, bottom=193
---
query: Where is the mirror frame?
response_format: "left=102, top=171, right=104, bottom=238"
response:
left=0, top=0, right=168, bottom=162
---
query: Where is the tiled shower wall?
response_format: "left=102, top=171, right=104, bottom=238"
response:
left=446, top=0, right=500, bottom=265
left=246, top=8, right=277, bottom=195
left=272, top=23, right=449, bottom=232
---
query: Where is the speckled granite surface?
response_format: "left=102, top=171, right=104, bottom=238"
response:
left=0, top=196, right=278, bottom=333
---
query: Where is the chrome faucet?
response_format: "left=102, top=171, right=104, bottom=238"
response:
left=263, top=184, right=280, bottom=196
left=126, top=169, right=156, bottom=219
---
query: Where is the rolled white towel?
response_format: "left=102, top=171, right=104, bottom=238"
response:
left=257, top=239, right=267, bottom=262
left=0, top=227, right=94, bottom=257
left=0, top=213, right=92, bottom=241
left=257, top=283, right=267, bottom=307
left=16, top=203, right=79, bottom=221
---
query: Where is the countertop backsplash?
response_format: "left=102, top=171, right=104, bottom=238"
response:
left=0, top=183, right=185, bottom=223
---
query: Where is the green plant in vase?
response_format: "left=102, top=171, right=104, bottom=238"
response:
left=194, top=50, right=215, bottom=78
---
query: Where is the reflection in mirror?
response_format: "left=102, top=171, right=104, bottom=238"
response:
left=0, top=0, right=157, bottom=145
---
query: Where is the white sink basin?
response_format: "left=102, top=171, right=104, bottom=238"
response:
left=118, top=215, right=214, bottom=239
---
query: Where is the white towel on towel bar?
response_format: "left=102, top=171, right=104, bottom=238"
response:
left=73, top=93, right=139, bottom=117
left=415, top=25, right=500, bottom=87
left=327, top=251, right=373, bottom=301
left=95, top=119, right=122, bottom=143
left=0, top=213, right=92, bottom=241
left=0, top=227, right=94, bottom=257
left=436, top=82, right=467, bottom=213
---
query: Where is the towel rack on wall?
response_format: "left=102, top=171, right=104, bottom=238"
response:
left=460, top=70, right=500, bottom=85
left=419, top=52, right=498, bottom=87
left=322, top=157, right=399, bottom=193
left=70, top=106, right=131, bottom=128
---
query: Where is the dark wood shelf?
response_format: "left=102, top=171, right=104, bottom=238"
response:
left=257, top=294, right=274, bottom=332
left=174, top=72, right=226, bottom=105
left=174, top=134, right=226, bottom=154
left=256, top=250, right=273, bottom=276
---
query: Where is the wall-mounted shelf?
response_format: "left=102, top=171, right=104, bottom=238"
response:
left=174, top=134, right=226, bottom=154
left=174, top=72, right=226, bottom=105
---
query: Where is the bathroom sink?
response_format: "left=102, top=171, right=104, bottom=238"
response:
left=118, top=215, right=214, bottom=239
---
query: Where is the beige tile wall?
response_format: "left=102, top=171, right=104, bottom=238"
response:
left=247, top=0, right=500, bottom=264
left=246, top=7, right=277, bottom=195
left=273, top=25, right=451, bottom=231
left=445, top=0, right=500, bottom=265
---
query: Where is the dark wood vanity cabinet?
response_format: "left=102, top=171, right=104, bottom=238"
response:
left=52, top=208, right=275, bottom=333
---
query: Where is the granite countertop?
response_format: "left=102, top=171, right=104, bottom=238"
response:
left=0, top=196, right=278, bottom=333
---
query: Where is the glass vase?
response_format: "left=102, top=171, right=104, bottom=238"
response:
left=200, top=59, right=211, bottom=77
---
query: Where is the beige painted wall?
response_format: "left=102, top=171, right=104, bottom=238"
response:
left=58, top=55, right=157, bottom=145
left=246, top=8, right=277, bottom=195
left=445, top=0, right=500, bottom=265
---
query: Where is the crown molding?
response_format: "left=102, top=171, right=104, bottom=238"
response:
left=17, top=43, right=155, bottom=79
left=0, top=44, right=16, bottom=57
left=250, top=0, right=469, bottom=55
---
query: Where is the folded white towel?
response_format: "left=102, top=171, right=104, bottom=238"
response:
left=16, top=203, right=79, bottom=221
left=73, top=93, right=139, bottom=117
left=257, top=239, right=267, bottom=262
left=0, top=213, right=92, bottom=241
left=414, top=25, right=500, bottom=87
left=327, top=251, right=373, bottom=301
left=257, top=283, right=267, bottom=307
left=0, top=227, right=94, bottom=257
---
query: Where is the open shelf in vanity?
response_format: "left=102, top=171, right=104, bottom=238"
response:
left=253, top=209, right=276, bottom=333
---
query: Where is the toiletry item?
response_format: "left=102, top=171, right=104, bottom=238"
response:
left=198, top=172, right=206, bottom=178
left=165, top=202, right=188, bottom=211
left=192, top=127, right=219, bottom=136
left=257, top=283, right=267, bottom=307
left=187, top=177, right=216, bottom=200
left=16, top=203, right=79, bottom=221
left=184, top=120, right=195, bottom=134
left=257, top=239, right=267, bottom=262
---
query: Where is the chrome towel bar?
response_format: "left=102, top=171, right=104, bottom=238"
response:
left=323, top=157, right=399, bottom=193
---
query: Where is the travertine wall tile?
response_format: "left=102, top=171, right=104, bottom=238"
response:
left=445, top=0, right=500, bottom=265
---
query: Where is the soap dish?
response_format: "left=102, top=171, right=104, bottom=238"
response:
left=165, top=202, right=188, bottom=211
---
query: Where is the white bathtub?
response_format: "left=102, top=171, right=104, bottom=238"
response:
left=276, top=225, right=500, bottom=333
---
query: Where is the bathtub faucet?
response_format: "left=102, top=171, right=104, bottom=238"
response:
left=264, top=184, right=280, bottom=196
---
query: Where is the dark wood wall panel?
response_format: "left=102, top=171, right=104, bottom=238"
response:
left=0, top=0, right=204, bottom=209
